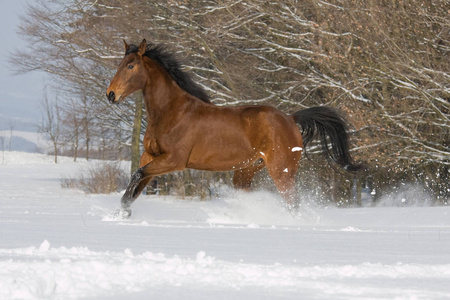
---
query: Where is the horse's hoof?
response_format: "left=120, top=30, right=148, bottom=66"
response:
left=114, top=208, right=132, bottom=219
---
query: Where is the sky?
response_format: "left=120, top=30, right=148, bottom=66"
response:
left=0, top=0, right=44, bottom=131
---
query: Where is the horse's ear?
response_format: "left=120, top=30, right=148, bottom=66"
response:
left=123, top=40, right=130, bottom=53
left=138, top=39, right=147, bottom=55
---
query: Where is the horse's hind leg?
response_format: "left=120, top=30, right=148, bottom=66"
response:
left=266, top=158, right=299, bottom=210
left=233, top=163, right=264, bottom=190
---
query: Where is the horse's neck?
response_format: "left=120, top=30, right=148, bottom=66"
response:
left=142, top=75, right=189, bottom=129
left=143, top=62, right=182, bottom=115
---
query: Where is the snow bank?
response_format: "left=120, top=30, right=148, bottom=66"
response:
left=2, top=240, right=450, bottom=300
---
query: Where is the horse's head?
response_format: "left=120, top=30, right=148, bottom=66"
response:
left=106, top=39, right=148, bottom=104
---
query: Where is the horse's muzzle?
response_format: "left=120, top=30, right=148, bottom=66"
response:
left=107, top=91, right=116, bottom=104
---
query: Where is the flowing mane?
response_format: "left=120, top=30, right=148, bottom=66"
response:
left=125, top=43, right=211, bottom=103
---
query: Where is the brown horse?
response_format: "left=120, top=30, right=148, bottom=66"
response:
left=106, top=39, right=361, bottom=218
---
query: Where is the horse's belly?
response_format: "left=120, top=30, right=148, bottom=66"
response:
left=186, top=143, right=257, bottom=172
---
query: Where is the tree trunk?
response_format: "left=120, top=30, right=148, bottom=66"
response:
left=73, top=126, right=78, bottom=162
left=131, top=95, right=143, bottom=175
left=85, top=118, right=90, bottom=161
left=53, top=141, right=58, bottom=164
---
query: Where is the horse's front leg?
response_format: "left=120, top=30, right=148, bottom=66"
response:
left=116, top=153, right=184, bottom=218
left=117, top=168, right=153, bottom=218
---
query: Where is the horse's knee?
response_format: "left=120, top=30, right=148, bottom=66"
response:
left=140, top=152, right=154, bottom=167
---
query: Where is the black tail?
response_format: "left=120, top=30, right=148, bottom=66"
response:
left=292, top=106, right=362, bottom=172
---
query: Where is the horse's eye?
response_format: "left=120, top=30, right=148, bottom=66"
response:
left=127, top=64, right=134, bottom=70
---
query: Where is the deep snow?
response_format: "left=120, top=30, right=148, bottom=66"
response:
left=1, top=151, right=450, bottom=299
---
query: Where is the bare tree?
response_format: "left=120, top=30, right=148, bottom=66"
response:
left=7, top=119, right=16, bottom=151
left=38, top=89, right=61, bottom=163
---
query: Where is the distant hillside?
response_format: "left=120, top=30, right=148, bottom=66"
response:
left=0, top=130, right=49, bottom=153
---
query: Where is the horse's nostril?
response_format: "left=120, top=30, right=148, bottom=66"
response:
left=107, top=91, right=115, bottom=103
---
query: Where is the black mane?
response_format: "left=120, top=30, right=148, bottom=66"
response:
left=126, top=43, right=211, bottom=103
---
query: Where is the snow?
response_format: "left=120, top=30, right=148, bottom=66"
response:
left=1, top=151, right=450, bottom=299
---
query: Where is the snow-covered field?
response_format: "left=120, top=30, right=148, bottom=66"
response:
left=1, top=151, right=450, bottom=299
